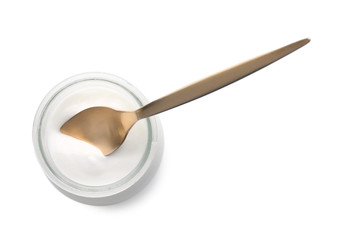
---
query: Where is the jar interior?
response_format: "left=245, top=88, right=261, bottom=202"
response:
left=37, top=78, right=153, bottom=192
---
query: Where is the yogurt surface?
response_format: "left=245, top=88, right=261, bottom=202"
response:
left=42, top=79, right=150, bottom=186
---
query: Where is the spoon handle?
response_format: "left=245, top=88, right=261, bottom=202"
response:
left=136, top=38, right=309, bottom=120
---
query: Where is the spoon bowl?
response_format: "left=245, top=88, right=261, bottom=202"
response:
left=61, top=107, right=138, bottom=155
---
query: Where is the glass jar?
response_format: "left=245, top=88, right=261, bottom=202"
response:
left=32, top=72, right=164, bottom=205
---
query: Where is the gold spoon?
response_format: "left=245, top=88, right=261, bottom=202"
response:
left=61, top=38, right=310, bottom=155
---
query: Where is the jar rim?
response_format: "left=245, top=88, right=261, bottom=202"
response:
left=32, top=72, right=162, bottom=199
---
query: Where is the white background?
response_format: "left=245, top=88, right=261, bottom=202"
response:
left=1, top=0, right=342, bottom=239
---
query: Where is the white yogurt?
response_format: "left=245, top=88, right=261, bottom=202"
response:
left=42, top=79, right=150, bottom=187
